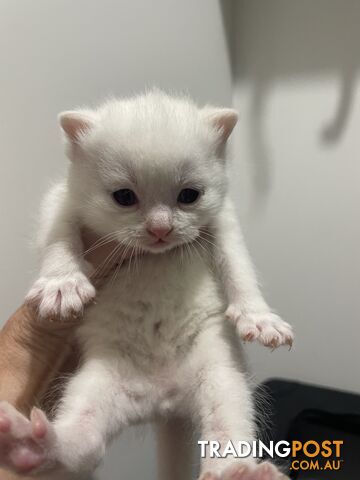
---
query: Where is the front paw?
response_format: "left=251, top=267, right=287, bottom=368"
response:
left=226, top=305, right=294, bottom=348
left=26, top=272, right=96, bottom=320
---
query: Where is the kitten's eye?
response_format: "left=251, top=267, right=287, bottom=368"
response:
left=177, top=188, right=200, bottom=205
left=113, top=189, right=138, bottom=207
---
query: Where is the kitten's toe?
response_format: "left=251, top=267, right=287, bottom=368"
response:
left=25, top=278, right=47, bottom=308
left=226, top=305, right=260, bottom=342
left=0, top=402, right=53, bottom=474
left=272, top=319, right=294, bottom=348
left=57, top=274, right=96, bottom=318
left=222, top=462, right=289, bottom=480
left=237, top=321, right=260, bottom=342
left=226, top=305, right=293, bottom=348
left=249, top=462, right=289, bottom=480
left=236, top=312, right=293, bottom=349
left=27, top=273, right=96, bottom=320
left=257, top=314, right=294, bottom=348
left=222, top=462, right=250, bottom=479
left=199, top=472, right=220, bottom=480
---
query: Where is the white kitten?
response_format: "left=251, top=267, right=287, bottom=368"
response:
left=0, top=90, right=292, bottom=479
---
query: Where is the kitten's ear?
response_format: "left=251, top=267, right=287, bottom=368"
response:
left=58, top=111, right=96, bottom=142
left=202, top=108, right=238, bottom=143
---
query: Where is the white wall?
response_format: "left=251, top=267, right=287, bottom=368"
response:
left=230, top=0, right=360, bottom=394
left=0, top=1, right=232, bottom=478
left=3, top=1, right=359, bottom=477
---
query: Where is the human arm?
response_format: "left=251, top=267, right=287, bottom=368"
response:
left=0, top=227, right=130, bottom=478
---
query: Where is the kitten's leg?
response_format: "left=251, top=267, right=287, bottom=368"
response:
left=0, top=358, right=143, bottom=477
left=156, top=417, right=193, bottom=480
left=211, top=197, right=293, bottom=348
left=26, top=183, right=96, bottom=320
left=187, top=325, right=289, bottom=479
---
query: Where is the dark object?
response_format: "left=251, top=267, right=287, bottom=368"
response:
left=256, top=379, right=360, bottom=479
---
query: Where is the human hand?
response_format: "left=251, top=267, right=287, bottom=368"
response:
left=0, top=228, right=139, bottom=478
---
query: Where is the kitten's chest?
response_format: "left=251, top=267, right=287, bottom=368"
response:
left=81, top=249, right=224, bottom=363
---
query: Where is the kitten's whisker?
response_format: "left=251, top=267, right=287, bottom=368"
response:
left=197, top=240, right=215, bottom=260
left=193, top=237, right=211, bottom=257
left=117, top=241, right=133, bottom=267
left=198, top=235, right=217, bottom=249
left=35, top=242, right=117, bottom=275
left=82, top=232, right=120, bottom=256
left=99, top=244, right=124, bottom=279
left=195, top=240, right=216, bottom=273
left=128, top=244, right=136, bottom=275
left=199, top=229, right=217, bottom=243
left=133, top=242, right=141, bottom=275
left=109, top=241, right=134, bottom=287
left=199, top=228, right=216, bottom=239
left=112, top=240, right=134, bottom=282
left=91, top=243, right=122, bottom=279
left=125, top=245, right=134, bottom=276
left=199, top=226, right=215, bottom=236
left=190, top=239, right=205, bottom=266
left=184, top=241, right=192, bottom=265
left=127, top=241, right=141, bottom=276
left=179, top=244, right=184, bottom=266
left=109, top=245, right=129, bottom=287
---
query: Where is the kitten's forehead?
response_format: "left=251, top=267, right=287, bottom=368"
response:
left=88, top=92, right=217, bottom=162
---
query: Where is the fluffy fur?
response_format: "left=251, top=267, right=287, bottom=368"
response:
left=0, top=90, right=292, bottom=479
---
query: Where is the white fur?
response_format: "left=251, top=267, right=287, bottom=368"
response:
left=0, top=91, right=292, bottom=479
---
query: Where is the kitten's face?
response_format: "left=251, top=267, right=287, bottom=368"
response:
left=62, top=92, right=237, bottom=254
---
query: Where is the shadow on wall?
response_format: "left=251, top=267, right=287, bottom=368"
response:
left=220, top=0, right=360, bottom=204
left=219, top=0, right=237, bottom=78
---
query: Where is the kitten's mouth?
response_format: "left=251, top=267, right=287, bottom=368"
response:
left=143, top=237, right=176, bottom=253
left=154, top=239, right=166, bottom=245
left=151, top=239, right=169, bottom=249
left=144, top=232, right=199, bottom=254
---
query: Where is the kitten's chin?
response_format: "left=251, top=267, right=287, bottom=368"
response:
left=142, top=237, right=197, bottom=255
left=143, top=241, right=177, bottom=254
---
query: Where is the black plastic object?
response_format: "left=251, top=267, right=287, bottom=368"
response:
left=255, top=379, right=360, bottom=479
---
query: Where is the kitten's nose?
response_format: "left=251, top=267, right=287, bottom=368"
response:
left=147, top=225, right=173, bottom=239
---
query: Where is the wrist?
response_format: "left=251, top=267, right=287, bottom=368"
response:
left=0, top=304, right=77, bottom=412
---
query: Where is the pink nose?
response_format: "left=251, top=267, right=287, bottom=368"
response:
left=147, top=225, right=173, bottom=239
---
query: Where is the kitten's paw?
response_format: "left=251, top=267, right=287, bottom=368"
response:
left=222, top=461, right=289, bottom=479
left=199, top=472, right=220, bottom=480
left=226, top=306, right=293, bottom=348
left=26, top=272, right=96, bottom=320
left=252, top=313, right=293, bottom=348
left=0, top=401, right=55, bottom=474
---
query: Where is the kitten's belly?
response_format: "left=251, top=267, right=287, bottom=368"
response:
left=79, top=248, right=225, bottom=366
